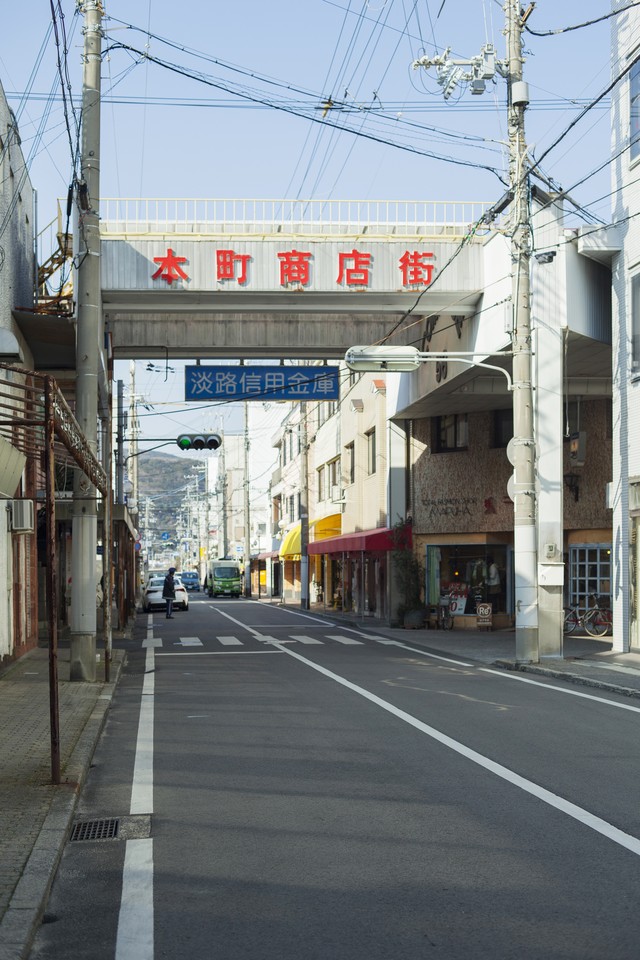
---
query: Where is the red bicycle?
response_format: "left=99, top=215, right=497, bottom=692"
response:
left=563, top=594, right=612, bottom=637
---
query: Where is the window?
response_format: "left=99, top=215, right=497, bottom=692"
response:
left=632, top=60, right=640, bottom=164
left=434, top=414, right=468, bottom=452
left=633, top=274, right=640, bottom=373
left=492, top=409, right=513, bottom=448
left=366, top=428, right=376, bottom=475
left=281, top=439, right=287, bottom=466
left=288, top=494, right=295, bottom=520
left=345, top=442, right=355, bottom=484
left=317, top=465, right=325, bottom=502
left=328, top=457, right=340, bottom=488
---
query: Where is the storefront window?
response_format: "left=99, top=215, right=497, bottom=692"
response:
left=426, top=544, right=509, bottom=614
left=567, top=543, right=611, bottom=612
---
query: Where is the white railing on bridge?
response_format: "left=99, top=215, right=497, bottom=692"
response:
left=99, top=198, right=494, bottom=240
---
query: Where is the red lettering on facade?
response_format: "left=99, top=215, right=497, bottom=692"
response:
left=277, top=250, right=312, bottom=286
left=216, top=250, right=251, bottom=285
left=152, top=248, right=189, bottom=284
left=399, top=250, right=435, bottom=286
left=337, top=249, right=372, bottom=286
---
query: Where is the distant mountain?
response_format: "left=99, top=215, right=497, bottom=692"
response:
left=136, top=450, right=205, bottom=547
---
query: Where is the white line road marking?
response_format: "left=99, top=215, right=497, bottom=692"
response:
left=326, top=634, right=364, bottom=645
left=272, top=642, right=640, bottom=858
left=376, top=640, right=473, bottom=666
left=177, top=637, right=203, bottom=646
left=218, top=636, right=243, bottom=645
left=117, top=645, right=156, bottom=960
left=290, top=635, right=324, bottom=645
left=156, top=649, right=282, bottom=656
left=130, top=647, right=154, bottom=816
left=480, top=668, right=640, bottom=712
left=142, top=638, right=163, bottom=648
left=116, top=838, right=154, bottom=960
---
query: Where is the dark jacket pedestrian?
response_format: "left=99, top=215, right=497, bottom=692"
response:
left=163, top=567, right=176, bottom=618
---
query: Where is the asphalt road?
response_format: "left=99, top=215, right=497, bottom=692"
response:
left=29, top=594, right=640, bottom=959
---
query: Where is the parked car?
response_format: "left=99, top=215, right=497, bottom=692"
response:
left=142, top=575, right=189, bottom=612
left=180, top=571, right=200, bottom=592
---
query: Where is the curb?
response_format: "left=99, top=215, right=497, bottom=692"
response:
left=493, top=659, right=640, bottom=700
left=0, top=656, right=124, bottom=960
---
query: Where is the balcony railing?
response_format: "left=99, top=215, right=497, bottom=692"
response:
left=98, top=198, right=495, bottom=240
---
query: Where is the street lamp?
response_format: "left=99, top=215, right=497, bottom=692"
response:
left=344, top=345, right=513, bottom=389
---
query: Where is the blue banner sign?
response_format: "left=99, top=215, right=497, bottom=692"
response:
left=185, top=365, right=340, bottom=402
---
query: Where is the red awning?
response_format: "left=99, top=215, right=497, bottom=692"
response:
left=307, top=526, right=410, bottom=555
left=257, top=550, right=279, bottom=560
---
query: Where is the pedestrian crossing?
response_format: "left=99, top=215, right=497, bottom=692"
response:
left=167, top=632, right=370, bottom=649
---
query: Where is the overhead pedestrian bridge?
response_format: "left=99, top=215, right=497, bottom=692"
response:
left=99, top=198, right=498, bottom=360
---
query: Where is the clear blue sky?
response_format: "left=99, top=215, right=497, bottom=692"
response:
left=1, top=1, right=616, bottom=448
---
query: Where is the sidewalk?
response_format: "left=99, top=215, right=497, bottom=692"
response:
left=3, top=616, right=640, bottom=960
left=306, top=603, right=640, bottom=698
left=0, top=645, right=124, bottom=960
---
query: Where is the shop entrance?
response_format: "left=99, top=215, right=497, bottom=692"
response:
left=425, top=544, right=511, bottom=619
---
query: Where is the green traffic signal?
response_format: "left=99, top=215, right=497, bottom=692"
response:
left=176, top=433, right=222, bottom=451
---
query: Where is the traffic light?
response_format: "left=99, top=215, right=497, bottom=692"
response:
left=176, top=433, right=222, bottom=451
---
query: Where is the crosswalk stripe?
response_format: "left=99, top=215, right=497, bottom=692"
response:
left=326, top=634, right=364, bottom=645
left=179, top=637, right=203, bottom=647
left=289, top=635, right=323, bottom=645
left=218, top=636, right=243, bottom=646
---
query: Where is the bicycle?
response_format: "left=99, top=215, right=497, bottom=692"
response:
left=437, top=594, right=454, bottom=630
left=563, top=594, right=612, bottom=637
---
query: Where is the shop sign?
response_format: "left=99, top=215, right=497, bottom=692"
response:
left=476, top=601, right=493, bottom=628
left=150, top=246, right=436, bottom=288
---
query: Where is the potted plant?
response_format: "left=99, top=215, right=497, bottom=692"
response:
left=391, top=520, right=426, bottom=628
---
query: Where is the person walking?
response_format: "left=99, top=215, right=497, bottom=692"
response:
left=163, top=567, right=176, bottom=618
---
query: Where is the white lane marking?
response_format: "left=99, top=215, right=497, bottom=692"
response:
left=177, top=637, right=203, bottom=647
left=117, top=645, right=156, bottom=960
left=326, top=634, right=364, bottom=645
left=480, top=668, right=640, bottom=713
left=218, top=636, right=243, bottom=646
left=142, top=638, right=162, bottom=648
left=116, top=838, right=154, bottom=960
left=273, top=642, right=640, bottom=858
left=156, top=650, right=282, bottom=656
left=130, top=646, right=154, bottom=815
left=376, top=639, right=473, bottom=666
left=290, top=635, right=324, bottom=645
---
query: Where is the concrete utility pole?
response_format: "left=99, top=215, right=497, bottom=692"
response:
left=70, top=0, right=103, bottom=681
left=411, top=1, right=539, bottom=661
left=243, top=402, right=252, bottom=596
left=506, top=0, right=538, bottom=662
left=299, top=404, right=310, bottom=610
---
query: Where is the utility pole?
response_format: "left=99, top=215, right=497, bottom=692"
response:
left=300, top=403, right=309, bottom=610
left=412, top=1, right=539, bottom=662
left=243, top=401, right=252, bottom=596
left=506, top=0, right=538, bottom=662
left=70, top=0, right=103, bottom=681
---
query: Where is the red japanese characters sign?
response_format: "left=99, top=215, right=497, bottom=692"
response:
left=150, top=246, right=437, bottom=288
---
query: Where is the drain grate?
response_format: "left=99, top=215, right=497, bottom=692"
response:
left=70, top=817, right=120, bottom=842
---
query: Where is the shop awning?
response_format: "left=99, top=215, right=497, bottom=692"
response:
left=307, top=526, right=409, bottom=555
left=279, top=514, right=343, bottom=558
left=279, top=523, right=301, bottom=559
left=257, top=550, right=279, bottom=560
left=311, top=513, right=342, bottom=540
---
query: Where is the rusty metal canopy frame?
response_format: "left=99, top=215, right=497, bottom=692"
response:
left=0, top=361, right=107, bottom=495
left=0, top=360, right=110, bottom=785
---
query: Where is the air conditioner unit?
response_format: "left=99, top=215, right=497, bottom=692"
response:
left=10, top=499, right=35, bottom=533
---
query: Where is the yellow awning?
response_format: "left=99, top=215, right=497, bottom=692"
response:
left=312, top=514, right=342, bottom=540
left=279, top=515, right=343, bottom=558
left=279, top=523, right=301, bottom=559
